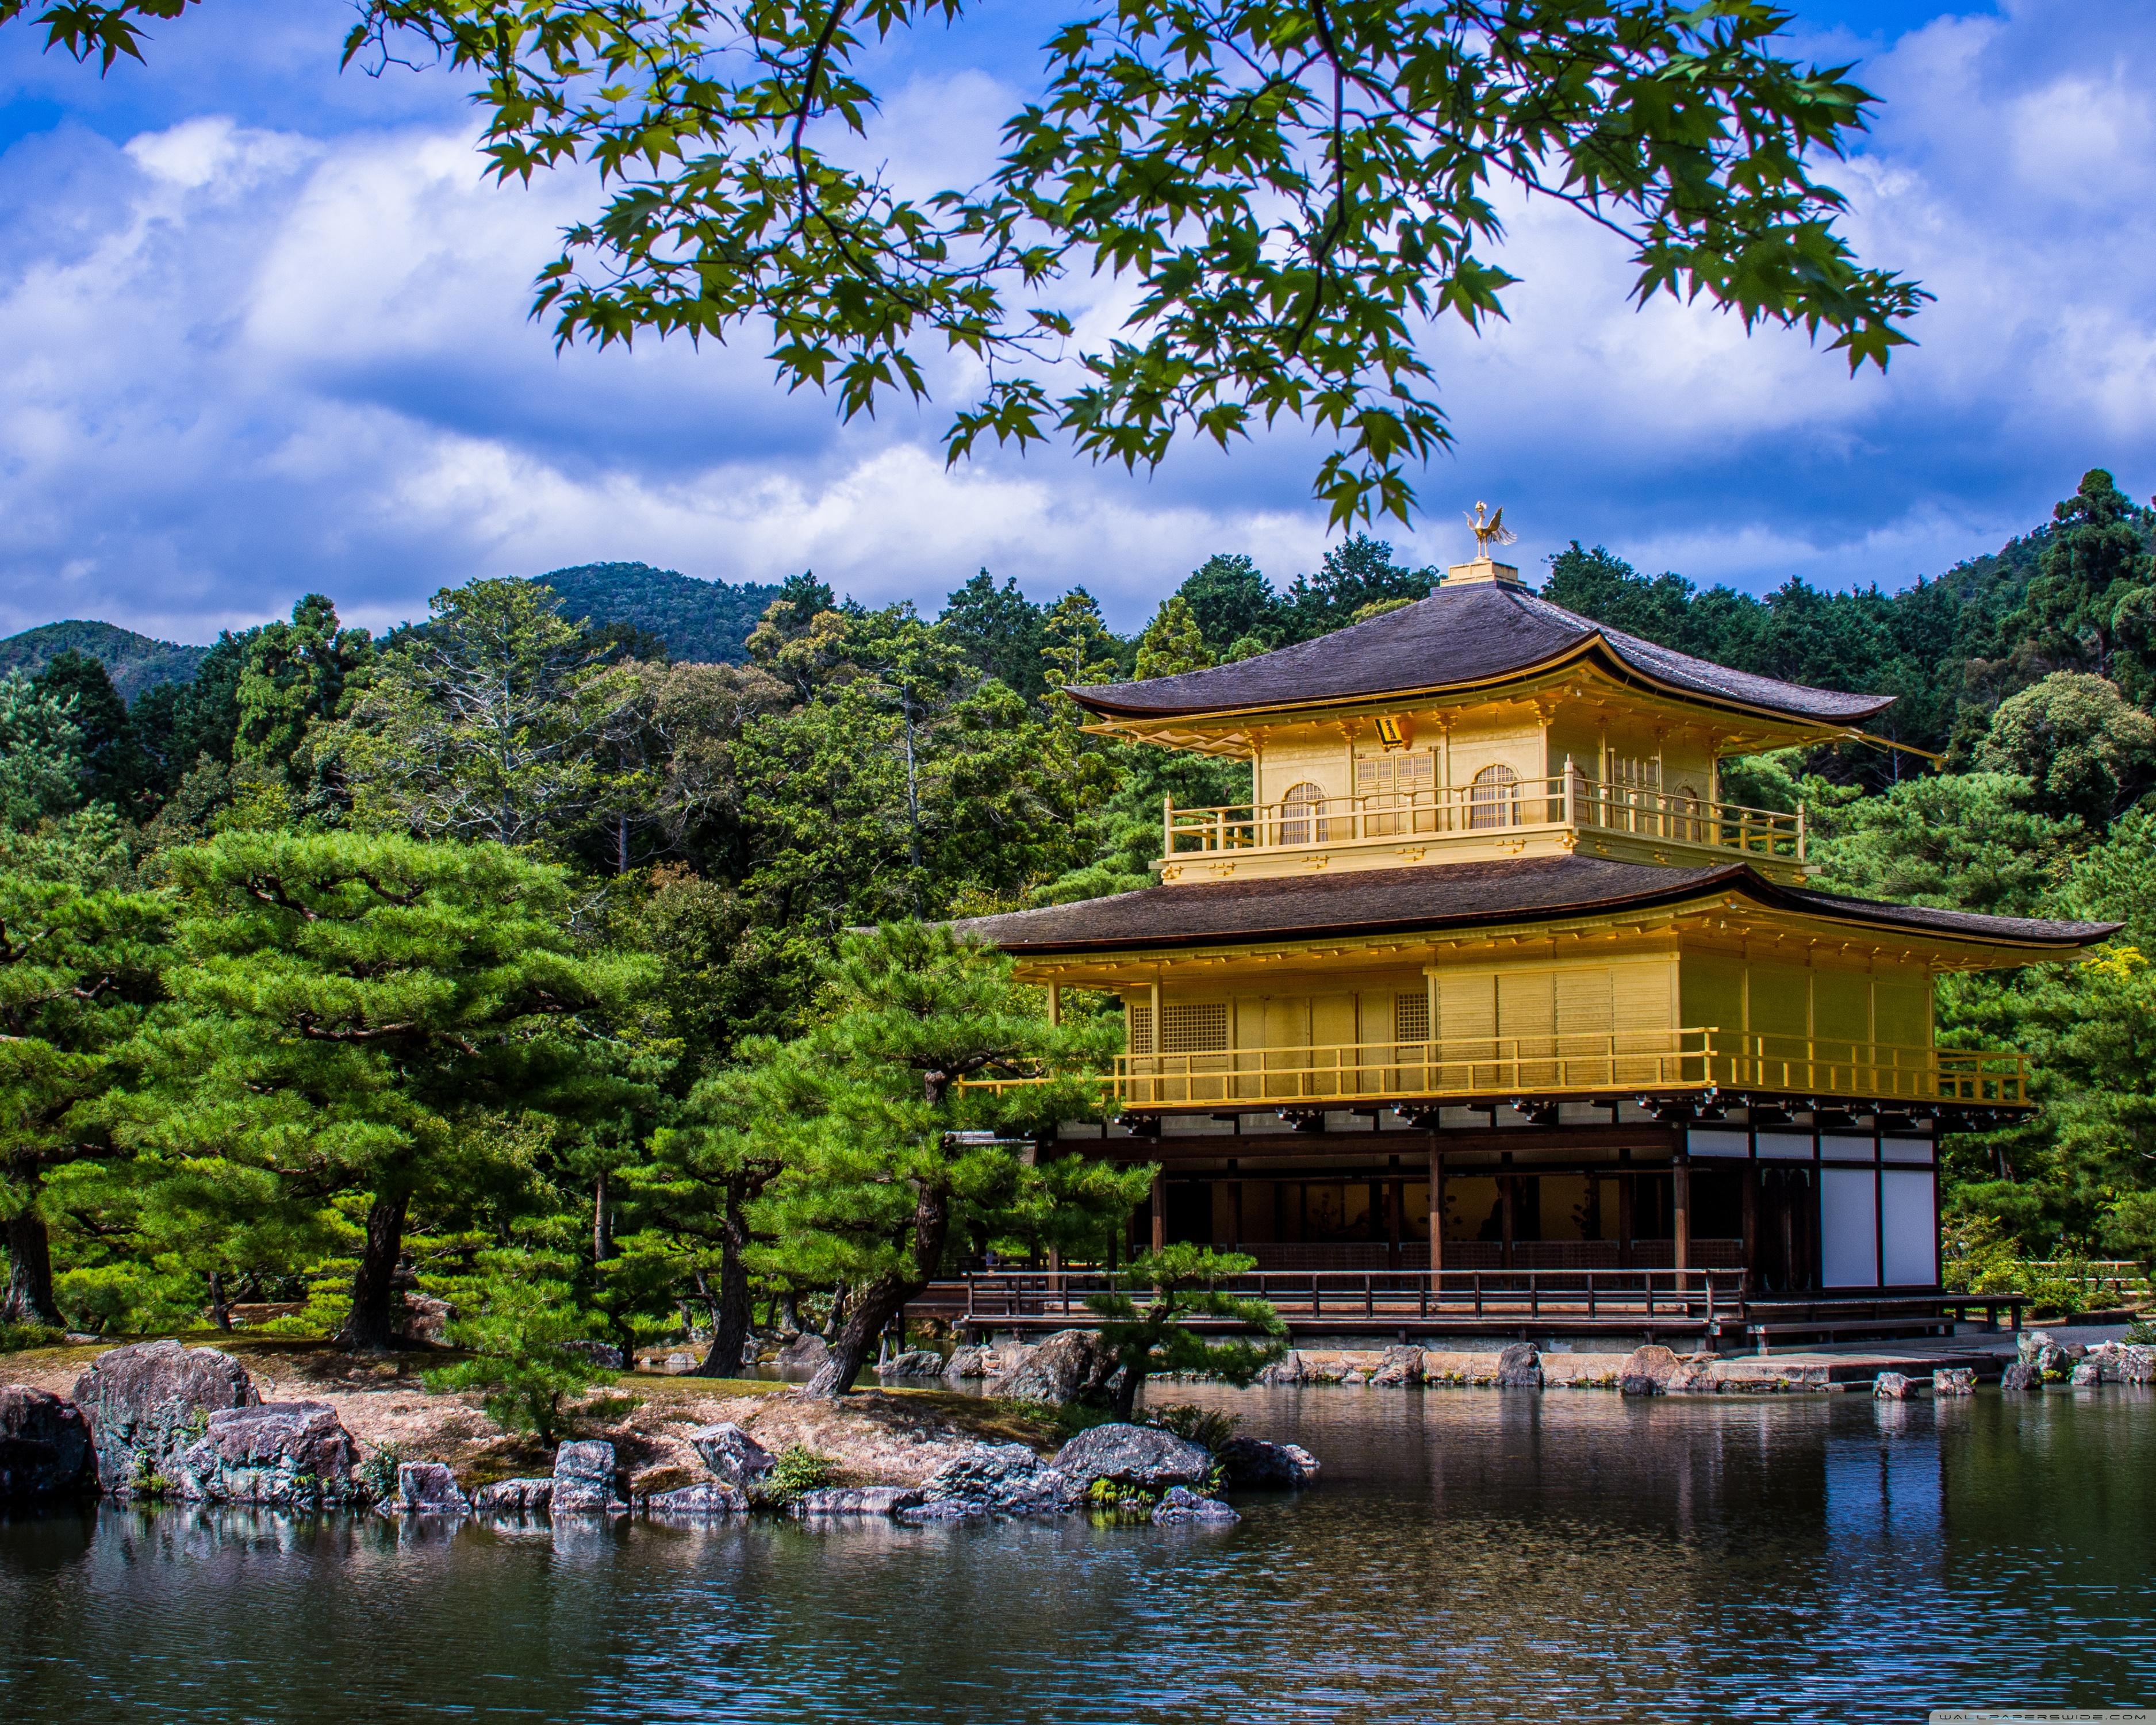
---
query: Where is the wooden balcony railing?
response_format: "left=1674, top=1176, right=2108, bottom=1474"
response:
left=1163, top=775, right=1803, bottom=862
left=964, top=1030, right=2031, bottom=1107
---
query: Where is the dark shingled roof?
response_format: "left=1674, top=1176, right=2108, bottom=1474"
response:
left=955, top=857, right=2119, bottom=954
left=1070, top=579, right=1895, bottom=724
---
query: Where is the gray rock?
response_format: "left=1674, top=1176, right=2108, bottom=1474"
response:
left=1257, top=1350, right=1306, bottom=1386
left=878, top=1350, right=946, bottom=1378
left=2016, top=1329, right=2050, bottom=1365
left=792, top=1485, right=922, bottom=1517
left=70, top=1339, right=260, bottom=1496
left=396, top=1293, right=454, bottom=1346
left=1051, top=1423, right=1211, bottom=1490
left=384, top=1460, right=469, bottom=1517
left=0, top=1387, right=96, bottom=1500
left=776, top=1333, right=831, bottom=1370
left=551, top=1439, right=626, bottom=1513
left=1151, top=1485, right=1238, bottom=1525
left=2070, top=1358, right=2104, bottom=1387
left=1216, top=1436, right=1319, bottom=1489
left=642, top=1482, right=748, bottom=1517
left=175, top=1401, right=358, bottom=1505
left=942, top=1346, right=995, bottom=1379
left=2077, top=1341, right=2156, bottom=1385
left=1873, top=1372, right=1916, bottom=1400
left=2000, top=1360, right=2043, bottom=1392
left=1367, top=1346, right=1424, bottom=1387
left=566, top=1339, right=630, bottom=1369
left=1619, top=1344, right=1680, bottom=1398
left=902, top=1443, right=1077, bottom=1520
left=472, top=1478, right=554, bottom=1513
left=986, top=1329, right=1114, bottom=1404
left=1497, top=1342, right=1544, bottom=1389
left=1932, top=1368, right=1976, bottom=1396
left=688, top=1421, right=774, bottom=1487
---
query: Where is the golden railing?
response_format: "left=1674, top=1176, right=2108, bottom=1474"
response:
left=966, top=1030, right=2030, bottom=1107
left=1163, top=775, right=1802, bottom=861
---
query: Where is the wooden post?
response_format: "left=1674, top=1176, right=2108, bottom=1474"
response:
left=1500, top=1152, right=1516, bottom=1271
left=1429, top=1141, right=1445, bottom=1273
left=1388, top=1178, right=1403, bottom=1271
left=1673, top=1156, right=1691, bottom=1272
left=1617, top=1149, right=1635, bottom=1270
left=1741, top=1165, right=1759, bottom=1278
left=1162, top=792, right=1173, bottom=860
left=1150, top=1171, right=1167, bottom=1253
left=1047, top=983, right=1061, bottom=1026
left=1230, top=1178, right=1245, bottom=1251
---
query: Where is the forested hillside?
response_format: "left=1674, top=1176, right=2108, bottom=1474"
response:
left=3, top=474, right=2153, bottom=1361
left=0, top=620, right=208, bottom=702
left=528, top=562, right=782, bottom=664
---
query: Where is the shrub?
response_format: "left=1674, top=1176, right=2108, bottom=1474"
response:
left=751, top=1444, right=835, bottom=1508
left=423, top=1252, right=604, bottom=1445
left=359, top=1443, right=406, bottom=1501
left=1138, top=1403, right=1241, bottom=1454
left=0, top=1320, right=64, bottom=1353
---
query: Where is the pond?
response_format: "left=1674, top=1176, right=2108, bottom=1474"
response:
left=3, top=1384, right=2151, bottom=1723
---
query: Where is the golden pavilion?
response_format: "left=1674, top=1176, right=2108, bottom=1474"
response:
left=961, top=546, right=2116, bottom=1298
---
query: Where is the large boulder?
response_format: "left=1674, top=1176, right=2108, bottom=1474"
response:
left=2069, top=1358, right=2104, bottom=1387
left=642, top=1482, right=748, bottom=1517
left=987, top=1330, right=1114, bottom=1404
left=383, top=1460, right=469, bottom=1517
left=942, top=1346, right=995, bottom=1380
left=551, top=1440, right=626, bottom=1513
left=688, top=1422, right=774, bottom=1488
left=1257, top=1351, right=1307, bottom=1386
left=473, top=1478, right=554, bottom=1513
left=902, top=1444, right=1077, bottom=1520
left=777, top=1333, right=831, bottom=1371
left=1051, top=1423, right=1211, bottom=1491
left=1367, top=1346, right=1424, bottom=1387
left=793, top=1485, right=922, bottom=1517
left=1873, top=1372, right=1916, bottom=1401
left=1496, top=1343, right=1543, bottom=1389
left=1217, top=1436, right=1319, bottom=1489
left=174, top=1401, right=358, bottom=1505
left=878, top=1350, right=946, bottom=1378
left=71, top=1340, right=259, bottom=1496
left=2000, top=1361, right=2043, bottom=1392
left=1619, top=1344, right=1681, bottom=1398
left=2078, top=1342, right=2155, bottom=1385
left=1932, top=1368, right=1976, bottom=1397
left=0, top=1387, right=96, bottom=1500
left=1152, top=1485, right=1238, bottom=1525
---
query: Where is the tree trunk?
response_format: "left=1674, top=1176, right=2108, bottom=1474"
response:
left=777, top=1287, right=801, bottom=1335
left=3, top=1199, right=62, bottom=1328
left=593, top=1167, right=613, bottom=1262
left=804, top=1181, right=952, bottom=1398
left=1111, top=1361, right=1144, bottom=1421
left=208, top=1269, right=232, bottom=1332
left=340, top=1190, right=411, bottom=1351
left=697, top=1179, right=754, bottom=1378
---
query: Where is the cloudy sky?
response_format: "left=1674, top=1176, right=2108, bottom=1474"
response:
left=0, top=0, right=2150, bottom=643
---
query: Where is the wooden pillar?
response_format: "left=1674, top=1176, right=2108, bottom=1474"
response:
left=1368, top=1179, right=1383, bottom=1244
left=1229, top=1162, right=1244, bottom=1251
left=1741, top=1166, right=1759, bottom=1278
left=1047, top=983, right=1061, bottom=1026
left=1617, top=1149, right=1635, bottom=1270
left=1150, top=1171, right=1167, bottom=1253
left=1429, top=1141, right=1445, bottom=1272
left=1388, top=1179, right=1404, bottom=1271
left=1673, top=1156, right=1691, bottom=1272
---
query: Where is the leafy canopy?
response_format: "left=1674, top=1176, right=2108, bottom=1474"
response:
left=11, top=0, right=1924, bottom=527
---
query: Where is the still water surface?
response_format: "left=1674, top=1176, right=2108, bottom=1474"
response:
left=3, top=1385, right=2151, bottom=1723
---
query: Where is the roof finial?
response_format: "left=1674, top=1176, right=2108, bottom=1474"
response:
left=1465, top=501, right=1518, bottom=559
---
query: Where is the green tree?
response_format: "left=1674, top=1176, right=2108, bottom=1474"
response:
left=425, top=1248, right=606, bottom=1443
left=2001, top=469, right=2156, bottom=694
left=14, top=0, right=1927, bottom=524
left=1085, top=1245, right=1287, bottom=1419
left=31, top=651, right=147, bottom=811
left=1279, top=535, right=1433, bottom=639
left=235, top=595, right=375, bottom=796
left=1131, top=597, right=1215, bottom=683
left=738, top=922, right=1135, bottom=1397
left=0, top=672, right=86, bottom=827
left=938, top=570, right=1048, bottom=700
left=1039, top=589, right=1122, bottom=708
left=0, top=815, right=167, bottom=1325
left=1807, top=773, right=2084, bottom=919
left=122, top=830, right=655, bottom=1350
left=1177, top=555, right=1279, bottom=654
left=1974, top=673, right=2156, bottom=831
left=337, top=580, right=644, bottom=853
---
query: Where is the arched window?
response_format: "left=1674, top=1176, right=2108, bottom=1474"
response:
left=1672, top=784, right=1704, bottom=842
left=1469, top=763, right=1518, bottom=829
left=1279, top=781, right=1326, bottom=846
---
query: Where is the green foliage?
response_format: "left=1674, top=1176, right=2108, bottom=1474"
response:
left=1138, top=1402, right=1241, bottom=1454
left=0, top=1318, right=64, bottom=1352
left=0, top=672, right=86, bottom=827
left=532, top=562, right=780, bottom=666
left=1132, top=598, right=1215, bottom=682
left=1808, top=773, right=2083, bottom=917
left=424, top=1251, right=606, bottom=1443
left=1974, top=673, right=2156, bottom=830
left=1085, top=1245, right=1287, bottom=1419
left=939, top=571, right=1048, bottom=700
left=751, top=1443, right=836, bottom=1507
left=0, top=619, right=208, bottom=703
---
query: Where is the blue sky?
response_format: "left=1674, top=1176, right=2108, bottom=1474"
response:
left=1, top=0, right=2151, bottom=643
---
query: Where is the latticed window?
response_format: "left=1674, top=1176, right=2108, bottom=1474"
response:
left=1161, top=1002, right=1229, bottom=1053
left=1357, top=751, right=1433, bottom=834
left=1279, top=781, right=1326, bottom=845
left=1127, top=1003, right=1152, bottom=1055
left=1394, top=992, right=1430, bottom=1043
left=1469, top=762, right=1518, bottom=829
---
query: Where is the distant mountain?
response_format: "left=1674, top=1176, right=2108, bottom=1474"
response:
left=529, top=562, right=782, bottom=665
left=0, top=620, right=209, bottom=702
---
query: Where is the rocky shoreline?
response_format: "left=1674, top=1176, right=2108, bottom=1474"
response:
left=0, top=1337, right=1313, bottom=1527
